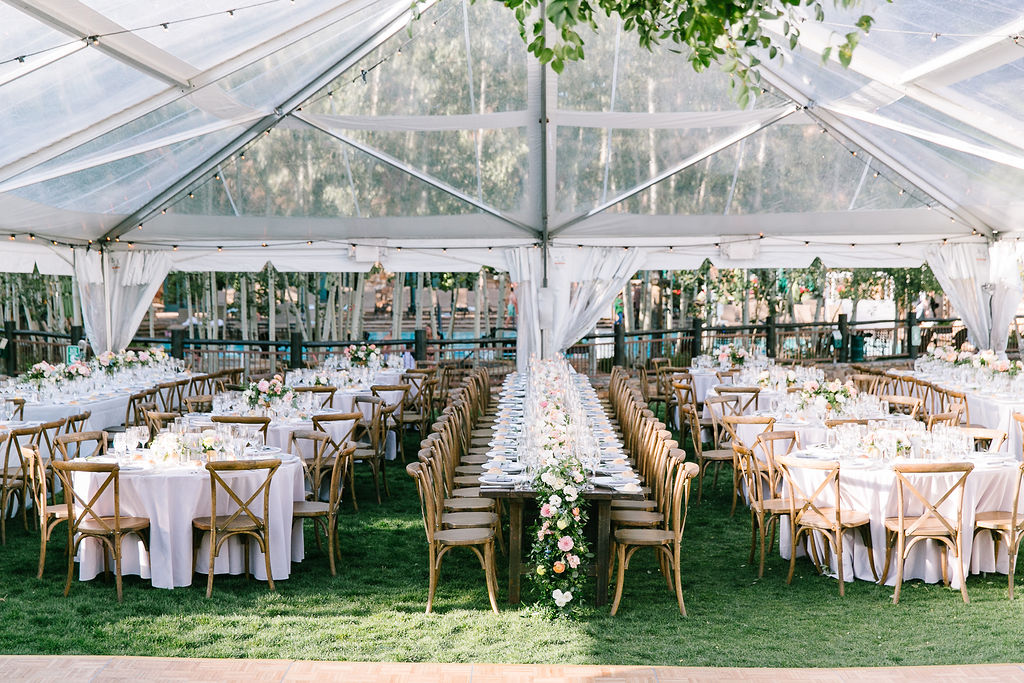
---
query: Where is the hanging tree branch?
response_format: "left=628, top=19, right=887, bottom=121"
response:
left=487, top=0, right=875, bottom=103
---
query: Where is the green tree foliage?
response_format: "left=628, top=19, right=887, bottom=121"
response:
left=491, top=0, right=874, bottom=101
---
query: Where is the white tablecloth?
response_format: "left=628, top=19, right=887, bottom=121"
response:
left=888, top=370, right=1019, bottom=456
left=782, top=457, right=1017, bottom=588
left=22, top=372, right=193, bottom=432
left=73, top=455, right=305, bottom=589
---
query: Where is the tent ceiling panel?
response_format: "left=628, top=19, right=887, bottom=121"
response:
left=317, top=126, right=530, bottom=215
left=300, top=0, right=528, bottom=118
left=0, top=45, right=165, bottom=172
left=79, top=0, right=347, bottom=73
left=0, top=194, right=123, bottom=238
left=7, top=125, right=248, bottom=223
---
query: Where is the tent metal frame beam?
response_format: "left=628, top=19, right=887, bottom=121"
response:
left=754, top=63, right=996, bottom=239
left=549, top=104, right=799, bottom=237
left=101, top=1, right=430, bottom=243
left=298, top=114, right=540, bottom=238
left=775, top=19, right=1024, bottom=156
left=5, top=0, right=196, bottom=88
left=0, top=0, right=386, bottom=185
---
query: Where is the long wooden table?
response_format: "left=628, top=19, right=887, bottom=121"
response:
left=479, top=485, right=643, bottom=606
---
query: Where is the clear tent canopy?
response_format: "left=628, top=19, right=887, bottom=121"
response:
left=4, top=0, right=1024, bottom=357
left=1, top=0, right=1022, bottom=276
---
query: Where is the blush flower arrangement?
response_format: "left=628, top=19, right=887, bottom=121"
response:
left=529, top=454, right=591, bottom=616
left=243, top=374, right=293, bottom=410
left=343, top=344, right=381, bottom=367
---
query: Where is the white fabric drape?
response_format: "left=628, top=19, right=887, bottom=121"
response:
left=505, top=247, right=541, bottom=372
left=74, top=249, right=171, bottom=353
left=926, top=242, right=1024, bottom=354
left=988, top=243, right=1024, bottom=353
left=506, top=246, right=641, bottom=370
left=551, top=247, right=644, bottom=355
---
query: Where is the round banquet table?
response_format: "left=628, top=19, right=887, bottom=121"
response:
left=780, top=455, right=1019, bottom=588
left=72, top=455, right=305, bottom=589
left=21, top=372, right=194, bottom=432
left=888, top=370, right=1019, bottom=456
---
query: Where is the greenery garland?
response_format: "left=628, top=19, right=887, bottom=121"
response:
left=529, top=453, right=592, bottom=615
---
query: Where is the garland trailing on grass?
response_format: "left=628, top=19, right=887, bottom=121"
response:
left=529, top=454, right=591, bottom=615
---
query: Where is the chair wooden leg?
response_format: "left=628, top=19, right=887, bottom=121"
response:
left=1008, top=535, right=1020, bottom=600
left=671, top=544, right=686, bottom=617
left=348, top=465, right=359, bottom=511
left=206, top=533, right=216, bottom=599
left=610, top=543, right=628, bottom=616
left=836, top=531, right=845, bottom=597
left=484, top=541, right=499, bottom=614
left=892, top=532, right=905, bottom=604
left=748, top=510, right=758, bottom=565
left=114, top=538, right=124, bottom=603
left=786, top=530, right=800, bottom=585
left=426, top=545, right=438, bottom=614
left=729, top=465, right=739, bottom=517
left=264, top=532, right=276, bottom=592
left=37, top=521, right=49, bottom=579
left=758, top=517, right=768, bottom=579
left=860, top=525, right=878, bottom=582
left=63, top=532, right=75, bottom=597
left=328, top=517, right=338, bottom=577
left=955, top=536, right=969, bottom=604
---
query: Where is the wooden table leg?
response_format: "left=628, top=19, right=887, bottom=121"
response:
left=595, top=499, right=612, bottom=606
left=508, top=498, right=523, bottom=604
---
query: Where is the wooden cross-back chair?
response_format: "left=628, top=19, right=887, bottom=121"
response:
left=23, top=445, right=68, bottom=579
left=310, top=411, right=363, bottom=510
left=881, top=461, right=974, bottom=604
left=51, top=459, right=150, bottom=601
left=1, top=423, right=41, bottom=544
left=405, top=460, right=499, bottom=614
left=64, top=410, right=91, bottom=435
left=294, top=385, right=337, bottom=409
left=4, top=397, right=25, bottom=420
left=210, top=415, right=270, bottom=444
left=294, top=442, right=357, bottom=576
left=610, top=452, right=698, bottom=617
left=975, top=461, right=1024, bottom=599
left=720, top=415, right=775, bottom=516
left=774, top=454, right=876, bottom=596
left=879, top=394, right=923, bottom=419
left=192, top=458, right=281, bottom=598
left=715, top=386, right=761, bottom=414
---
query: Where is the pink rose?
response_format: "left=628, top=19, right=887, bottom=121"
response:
left=540, top=504, right=554, bottom=518
left=257, top=379, right=270, bottom=393
left=566, top=554, right=580, bottom=569
left=557, top=536, right=574, bottom=552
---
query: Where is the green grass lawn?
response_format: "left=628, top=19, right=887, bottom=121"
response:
left=3, top=437, right=1024, bottom=666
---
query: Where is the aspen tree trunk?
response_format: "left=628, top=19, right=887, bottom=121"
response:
left=185, top=275, right=196, bottom=339
left=639, top=272, right=651, bottom=330
left=742, top=269, right=751, bottom=326
left=411, top=272, right=421, bottom=330
left=391, top=273, right=404, bottom=340
left=447, top=288, right=457, bottom=339
left=268, top=266, right=277, bottom=374
left=350, top=272, right=365, bottom=340
left=240, top=274, right=249, bottom=340
left=208, top=272, right=218, bottom=340
left=473, top=271, right=483, bottom=338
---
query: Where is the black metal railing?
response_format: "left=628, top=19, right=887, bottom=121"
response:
left=4, top=314, right=1014, bottom=378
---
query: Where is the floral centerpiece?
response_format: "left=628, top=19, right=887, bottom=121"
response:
left=343, top=344, right=381, bottom=368
left=755, top=368, right=797, bottom=389
left=862, top=428, right=912, bottom=459
left=150, top=432, right=184, bottom=463
left=61, top=360, right=93, bottom=381
left=199, top=429, right=228, bottom=455
left=23, top=361, right=59, bottom=386
left=243, top=374, right=293, bottom=410
left=797, top=378, right=857, bottom=413
left=716, top=343, right=748, bottom=367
